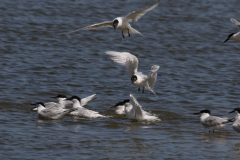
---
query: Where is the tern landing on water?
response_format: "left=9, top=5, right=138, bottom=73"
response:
left=123, top=94, right=160, bottom=121
left=31, top=102, right=77, bottom=120
left=224, top=18, right=240, bottom=43
left=106, top=51, right=159, bottom=97
left=66, top=96, right=105, bottom=118
left=229, top=108, right=240, bottom=133
left=193, top=109, right=234, bottom=133
left=59, top=0, right=161, bottom=40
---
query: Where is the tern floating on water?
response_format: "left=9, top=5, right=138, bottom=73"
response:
left=193, top=109, right=234, bottom=133
left=106, top=51, right=159, bottom=96
left=123, top=94, right=160, bottom=121
left=224, top=18, right=240, bottom=43
left=66, top=95, right=105, bottom=118
left=31, top=102, right=77, bottom=120
left=59, top=0, right=161, bottom=40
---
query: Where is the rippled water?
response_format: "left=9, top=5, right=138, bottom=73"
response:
left=1, top=0, right=240, bottom=159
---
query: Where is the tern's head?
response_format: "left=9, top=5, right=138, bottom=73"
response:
left=229, top=108, right=240, bottom=114
left=66, top=96, right=81, bottom=102
left=51, top=95, right=67, bottom=101
left=131, top=75, right=137, bottom=83
left=224, top=33, right=235, bottom=43
left=193, top=109, right=211, bottom=115
left=109, top=99, right=130, bottom=108
left=113, top=19, right=119, bottom=30
left=31, top=102, right=45, bottom=108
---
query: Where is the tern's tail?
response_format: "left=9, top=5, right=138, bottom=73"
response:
left=129, top=27, right=144, bottom=37
left=145, top=65, right=160, bottom=97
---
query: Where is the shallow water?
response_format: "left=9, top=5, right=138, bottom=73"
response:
left=1, top=0, right=240, bottom=159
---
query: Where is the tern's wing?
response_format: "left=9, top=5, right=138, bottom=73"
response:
left=44, top=102, right=58, bottom=108
left=204, top=116, right=228, bottom=126
left=125, top=0, right=161, bottom=22
left=148, top=65, right=160, bottom=90
left=58, top=21, right=113, bottom=35
left=230, top=18, right=240, bottom=29
left=81, top=94, right=96, bottom=107
left=105, top=51, right=138, bottom=77
left=130, top=94, right=143, bottom=120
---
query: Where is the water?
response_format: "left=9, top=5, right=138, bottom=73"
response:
left=1, top=0, right=240, bottom=159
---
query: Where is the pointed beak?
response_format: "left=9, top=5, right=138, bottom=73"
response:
left=65, top=98, right=71, bottom=101
left=229, top=110, right=235, bottom=114
left=109, top=105, right=116, bottom=108
left=223, top=38, right=229, bottom=43
left=192, top=112, right=200, bottom=115
left=50, top=96, right=57, bottom=99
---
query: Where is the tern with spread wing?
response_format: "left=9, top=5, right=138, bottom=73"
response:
left=66, top=96, right=105, bottom=118
left=124, top=94, right=160, bottom=121
left=59, top=0, right=161, bottom=40
left=106, top=51, right=160, bottom=96
left=193, top=109, right=234, bottom=133
left=224, top=18, right=240, bottom=43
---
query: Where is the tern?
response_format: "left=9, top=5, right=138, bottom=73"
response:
left=229, top=108, right=240, bottom=133
left=32, top=94, right=96, bottom=110
left=123, top=94, right=160, bottom=121
left=66, top=96, right=105, bottom=118
left=224, top=18, right=240, bottom=43
left=31, top=102, right=77, bottom=120
left=109, top=99, right=130, bottom=115
left=59, top=0, right=161, bottom=40
left=106, top=51, right=159, bottom=96
left=193, top=109, right=234, bottom=133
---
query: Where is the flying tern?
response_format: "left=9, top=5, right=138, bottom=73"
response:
left=106, top=51, right=159, bottom=96
left=59, top=0, right=161, bottom=40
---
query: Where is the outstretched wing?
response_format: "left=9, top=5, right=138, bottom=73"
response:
left=148, top=65, right=160, bottom=90
left=105, top=51, right=138, bottom=77
left=58, top=21, right=113, bottom=35
left=80, top=94, right=96, bottom=107
left=130, top=94, right=143, bottom=120
left=126, top=0, right=161, bottom=22
left=230, top=18, right=240, bottom=29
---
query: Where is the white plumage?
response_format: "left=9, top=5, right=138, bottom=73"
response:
left=105, top=51, right=159, bottom=96
left=59, top=0, right=161, bottom=40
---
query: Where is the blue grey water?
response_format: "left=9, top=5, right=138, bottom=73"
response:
left=1, top=0, right=240, bottom=159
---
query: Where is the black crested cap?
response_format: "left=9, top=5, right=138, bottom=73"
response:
left=199, top=109, right=211, bottom=114
left=131, top=75, right=137, bottom=82
left=113, top=99, right=130, bottom=107
left=113, top=19, right=119, bottom=28
left=232, top=108, right=240, bottom=113
left=56, top=94, right=67, bottom=98
left=67, top=96, right=81, bottom=101
left=123, top=99, right=130, bottom=103
left=228, top=33, right=235, bottom=38
left=36, top=102, right=45, bottom=107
